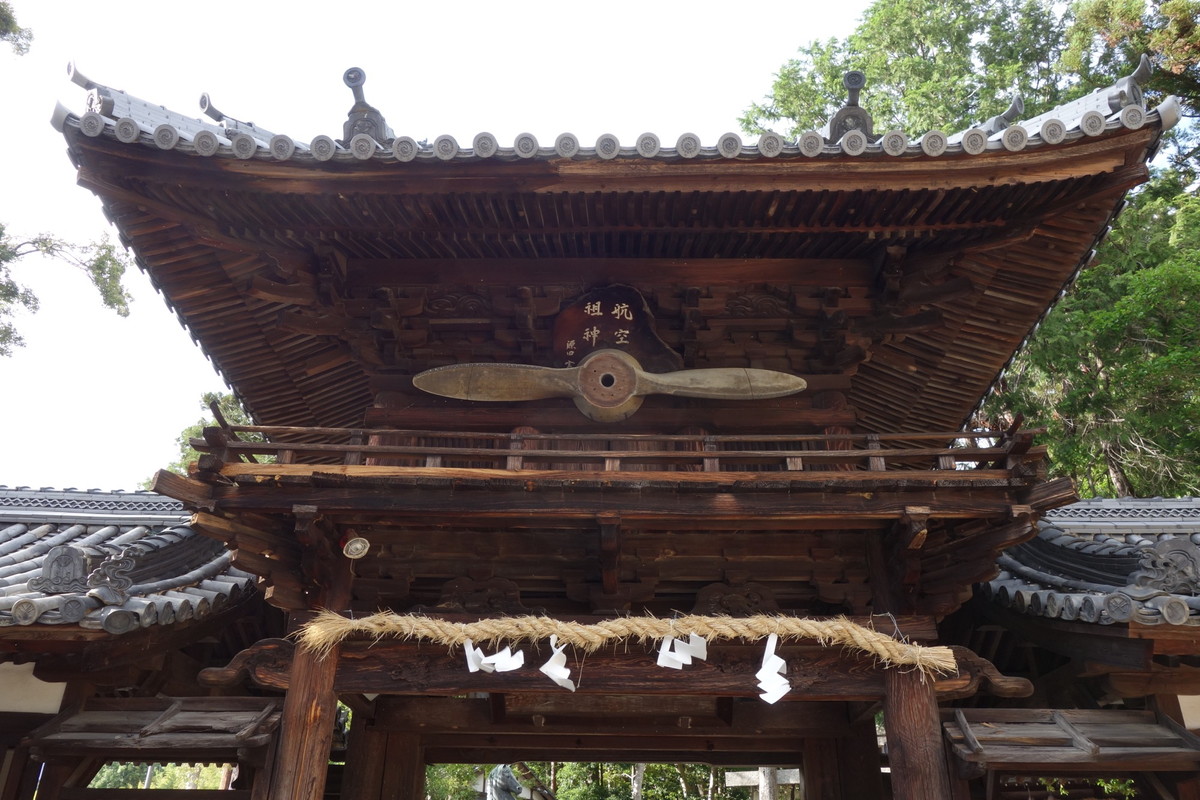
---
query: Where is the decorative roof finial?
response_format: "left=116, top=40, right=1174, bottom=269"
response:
left=342, top=67, right=394, bottom=146
left=822, top=71, right=876, bottom=145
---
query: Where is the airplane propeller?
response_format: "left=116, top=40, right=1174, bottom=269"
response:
left=412, top=349, right=808, bottom=422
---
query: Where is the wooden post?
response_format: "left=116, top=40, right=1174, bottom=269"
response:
left=380, top=733, right=424, bottom=800
left=268, top=542, right=352, bottom=800
left=340, top=722, right=387, bottom=800
left=883, top=669, right=953, bottom=800
left=868, top=535, right=954, bottom=800
left=836, top=720, right=884, bottom=800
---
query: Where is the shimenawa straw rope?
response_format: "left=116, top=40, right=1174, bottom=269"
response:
left=299, top=611, right=957, bottom=676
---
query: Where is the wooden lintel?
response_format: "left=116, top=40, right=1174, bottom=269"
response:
left=201, top=474, right=1032, bottom=527
left=204, top=632, right=957, bottom=702
left=372, top=695, right=849, bottom=738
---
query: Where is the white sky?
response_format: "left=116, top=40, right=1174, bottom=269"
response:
left=0, top=0, right=870, bottom=491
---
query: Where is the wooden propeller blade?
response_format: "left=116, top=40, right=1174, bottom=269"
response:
left=412, top=362, right=579, bottom=401
left=636, top=367, right=807, bottom=400
left=412, top=350, right=807, bottom=422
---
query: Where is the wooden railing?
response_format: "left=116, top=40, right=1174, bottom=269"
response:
left=192, top=426, right=1041, bottom=475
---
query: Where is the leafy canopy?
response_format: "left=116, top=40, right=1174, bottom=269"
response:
left=0, top=224, right=132, bottom=356
left=741, top=0, right=1073, bottom=137
left=0, top=1, right=31, bottom=54
left=0, top=2, right=132, bottom=355
left=744, top=0, right=1199, bottom=497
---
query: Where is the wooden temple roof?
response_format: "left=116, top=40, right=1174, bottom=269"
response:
left=0, top=487, right=257, bottom=638
left=51, top=62, right=1180, bottom=436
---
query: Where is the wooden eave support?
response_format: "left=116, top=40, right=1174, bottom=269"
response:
left=191, top=472, right=1043, bottom=531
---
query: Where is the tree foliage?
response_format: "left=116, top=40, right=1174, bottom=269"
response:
left=0, top=224, right=131, bottom=356
left=0, top=1, right=31, bottom=54
left=985, top=171, right=1200, bottom=496
left=423, top=763, right=752, bottom=800
left=744, top=0, right=1199, bottom=498
left=90, top=762, right=228, bottom=790
left=1064, top=0, right=1200, bottom=117
left=159, top=391, right=265, bottom=482
left=740, top=0, right=1073, bottom=137
left=0, top=3, right=132, bottom=356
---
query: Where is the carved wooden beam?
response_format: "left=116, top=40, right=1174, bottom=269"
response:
left=201, top=636, right=976, bottom=702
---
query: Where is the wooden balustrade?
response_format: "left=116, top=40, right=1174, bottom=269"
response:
left=191, top=426, right=1042, bottom=476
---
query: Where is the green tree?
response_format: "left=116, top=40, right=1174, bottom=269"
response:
left=425, top=764, right=482, bottom=800
left=0, top=1, right=31, bottom=54
left=0, top=226, right=131, bottom=356
left=741, top=0, right=1073, bottom=137
left=985, top=170, right=1200, bottom=497
left=745, top=0, right=1199, bottom=498
left=159, top=391, right=265, bottom=480
left=1064, top=0, right=1200, bottom=118
left=90, top=762, right=228, bottom=790
left=0, top=2, right=131, bottom=356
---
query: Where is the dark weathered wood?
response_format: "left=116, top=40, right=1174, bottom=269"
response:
left=267, top=556, right=351, bottom=800
left=373, top=696, right=849, bottom=738
left=205, top=636, right=962, bottom=701
left=803, top=737, right=839, bottom=800
left=836, top=720, right=885, bottom=800
left=59, top=792, right=250, bottom=800
left=381, top=733, right=424, bottom=800
left=347, top=258, right=874, bottom=290
left=340, top=724, right=387, bottom=800
left=883, top=668, right=954, bottom=800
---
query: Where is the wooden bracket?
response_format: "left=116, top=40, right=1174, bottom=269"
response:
left=896, top=506, right=931, bottom=551
left=293, top=505, right=344, bottom=607
left=598, top=512, right=622, bottom=596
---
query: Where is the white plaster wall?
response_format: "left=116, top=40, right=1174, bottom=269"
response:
left=0, top=662, right=65, bottom=713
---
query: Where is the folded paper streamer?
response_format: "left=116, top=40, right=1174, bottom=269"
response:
left=755, top=633, right=791, bottom=704
left=464, top=640, right=524, bottom=673
left=656, top=633, right=708, bottom=669
left=539, top=634, right=576, bottom=691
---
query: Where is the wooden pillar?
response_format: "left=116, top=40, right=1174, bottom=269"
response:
left=0, top=746, right=37, bottom=800
left=836, top=720, right=884, bottom=800
left=269, top=541, right=352, bottom=800
left=802, top=738, right=838, bottom=800
left=868, top=533, right=953, bottom=800
left=883, top=669, right=953, bottom=800
left=380, top=733, right=424, bottom=800
left=341, top=723, right=388, bottom=800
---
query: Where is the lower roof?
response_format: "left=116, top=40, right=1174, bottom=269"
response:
left=984, top=497, right=1200, bottom=628
left=0, top=487, right=256, bottom=636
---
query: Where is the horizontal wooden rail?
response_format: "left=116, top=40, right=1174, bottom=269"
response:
left=191, top=426, right=1042, bottom=477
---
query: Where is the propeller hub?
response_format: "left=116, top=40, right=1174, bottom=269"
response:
left=574, top=350, right=645, bottom=422
left=578, top=351, right=639, bottom=408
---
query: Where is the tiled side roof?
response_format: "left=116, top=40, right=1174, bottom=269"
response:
left=0, top=488, right=255, bottom=635
left=984, top=498, right=1200, bottom=627
left=52, top=59, right=1179, bottom=165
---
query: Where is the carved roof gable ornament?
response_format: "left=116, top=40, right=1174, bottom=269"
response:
left=822, top=71, right=876, bottom=145
left=28, top=545, right=92, bottom=594
left=1129, top=538, right=1200, bottom=595
left=341, top=67, right=394, bottom=146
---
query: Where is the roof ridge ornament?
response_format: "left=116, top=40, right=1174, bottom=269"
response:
left=821, top=71, right=876, bottom=145
left=342, top=67, right=394, bottom=146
